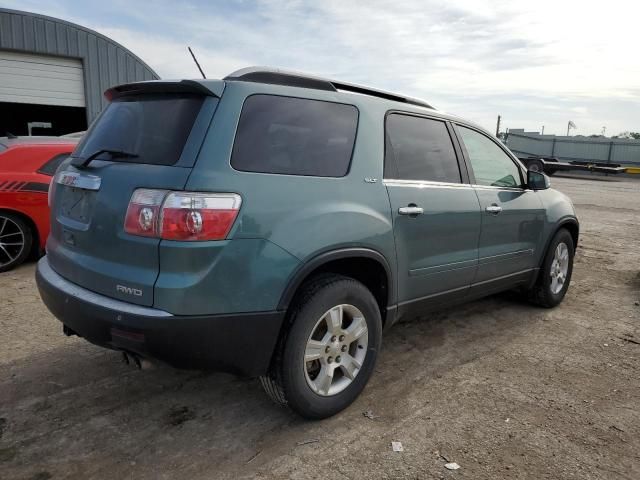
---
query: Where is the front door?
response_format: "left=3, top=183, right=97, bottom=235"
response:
left=384, top=113, right=482, bottom=316
left=455, top=125, right=545, bottom=292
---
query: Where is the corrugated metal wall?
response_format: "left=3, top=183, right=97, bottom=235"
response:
left=0, top=8, right=159, bottom=122
left=506, top=132, right=640, bottom=167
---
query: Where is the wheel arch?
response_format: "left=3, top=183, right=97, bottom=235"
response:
left=539, top=218, right=579, bottom=269
left=277, top=248, right=395, bottom=326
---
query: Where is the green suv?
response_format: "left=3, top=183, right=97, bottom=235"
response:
left=36, top=68, right=578, bottom=419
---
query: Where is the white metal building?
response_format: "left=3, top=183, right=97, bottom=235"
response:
left=0, top=8, right=159, bottom=136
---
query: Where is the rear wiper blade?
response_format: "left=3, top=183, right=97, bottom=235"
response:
left=72, top=148, right=138, bottom=168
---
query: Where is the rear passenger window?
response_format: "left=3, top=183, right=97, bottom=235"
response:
left=38, top=153, right=71, bottom=176
left=385, top=114, right=461, bottom=183
left=231, top=95, right=358, bottom=177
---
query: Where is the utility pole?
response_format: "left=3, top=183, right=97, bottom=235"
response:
left=495, top=115, right=501, bottom=138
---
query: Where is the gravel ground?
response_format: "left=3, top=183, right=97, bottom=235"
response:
left=1, top=175, right=639, bottom=480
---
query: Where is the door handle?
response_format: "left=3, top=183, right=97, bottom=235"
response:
left=398, top=206, right=424, bottom=216
left=485, top=205, right=502, bottom=215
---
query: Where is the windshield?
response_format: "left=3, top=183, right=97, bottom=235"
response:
left=74, top=94, right=204, bottom=166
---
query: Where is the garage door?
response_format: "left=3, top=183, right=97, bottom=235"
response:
left=0, top=50, right=85, bottom=107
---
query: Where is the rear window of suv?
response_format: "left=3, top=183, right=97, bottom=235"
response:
left=75, top=94, right=204, bottom=166
left=231, top=95, right=358, bottom=177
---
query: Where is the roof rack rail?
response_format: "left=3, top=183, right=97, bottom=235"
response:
left=224, top=67, right=433, bottom=109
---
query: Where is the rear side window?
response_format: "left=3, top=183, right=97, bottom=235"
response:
left=385, top=114, right=461, bottom=183
left=231, top=95, right=358, bottom=177
left=75, top=94, right=204, bottom=166
left=38, top=153, right=71, bottom=176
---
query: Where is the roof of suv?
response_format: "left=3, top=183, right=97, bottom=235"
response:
left=107, top=67, right=436, bottom=111
left=224, top=67, right=435, bottom=110
left=222, top=68, right=483, bottom=132
left=107, top=67, right=490, bottom=135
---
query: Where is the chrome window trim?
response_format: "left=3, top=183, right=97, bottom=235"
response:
left=383, top=179, right=473, bottom=189
left=383, top=178, right=530, bottom=193
left=471, top=184, right=527, bottom=192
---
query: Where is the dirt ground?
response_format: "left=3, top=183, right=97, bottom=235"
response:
left=1, top=175, right=639, bottom=480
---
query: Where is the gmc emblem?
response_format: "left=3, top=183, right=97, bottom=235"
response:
left=116, top=284, right=143, bottom=297
left=60, top=174, right=78, bottom=186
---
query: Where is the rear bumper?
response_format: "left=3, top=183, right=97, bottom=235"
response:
left=36, top=257, right=285, bottom=376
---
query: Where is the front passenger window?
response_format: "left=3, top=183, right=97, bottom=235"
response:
left=458, top=126, right=522, bottom=188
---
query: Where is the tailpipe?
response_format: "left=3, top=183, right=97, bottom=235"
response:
left=121, top=351, right=154, bottom=370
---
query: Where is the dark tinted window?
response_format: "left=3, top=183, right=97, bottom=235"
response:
left=75, top=94, right=204, bottom=166
left=38, top=152, right=71, bottom=176
left=458, top=126, right=522, bottom=187
left=231, top=95, right=358, bottom=177
left=385, top=114, right=461, bottom=183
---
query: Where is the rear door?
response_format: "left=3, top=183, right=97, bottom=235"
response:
left=454, top=124, right=544, bottom=291
left=47, top=85, right=219, bottom=306
left=384, top=113, right=481, bottom=315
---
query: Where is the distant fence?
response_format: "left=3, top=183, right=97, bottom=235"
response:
left=505, top=133, right=640, bottom=167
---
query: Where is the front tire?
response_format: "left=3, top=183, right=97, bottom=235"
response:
left=528, top=228, right=574, bottom=307
left=261, top=274, right=382, bottom=419
left=0, top=213, right=33, bottom=272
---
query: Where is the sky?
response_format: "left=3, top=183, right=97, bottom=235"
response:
left=2, top=0, right=639, bottom=136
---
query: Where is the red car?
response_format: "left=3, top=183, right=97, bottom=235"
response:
left=0, top=136, right=78, bottom=272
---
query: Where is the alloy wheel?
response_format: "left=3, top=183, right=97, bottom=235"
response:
left=550, top=242, right=569, bottom=294
left=304, top=304, right=368, bottom=396
left=0, top=216, right=26, bottom=269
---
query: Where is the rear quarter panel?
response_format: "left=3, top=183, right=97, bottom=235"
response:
left=176, top=81, right=397, bottom=314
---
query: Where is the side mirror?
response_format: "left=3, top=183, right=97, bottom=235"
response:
left=527, top=170, right=550, bottom=190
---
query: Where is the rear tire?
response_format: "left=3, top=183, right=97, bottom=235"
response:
left=0, top=213, right=33, bottom=272
left=527, top=228, right=574, bottom=308
left=261, top=274, right=382, bottom=419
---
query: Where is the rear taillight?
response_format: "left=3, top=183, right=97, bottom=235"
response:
left=124, top=189, right=168, bottom=237
left=124, top=189, right=242, bottom=241
left=160, top=192, right=242, bottom=241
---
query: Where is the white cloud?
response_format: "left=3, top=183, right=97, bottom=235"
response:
left=2, top=0, right=639, bottom=135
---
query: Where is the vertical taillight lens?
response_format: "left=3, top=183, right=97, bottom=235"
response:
left=124, top=189, right=242, bottom=241
left=160, top=192, right=242, bottom=241
left=124, top=189, right=168, bottom=237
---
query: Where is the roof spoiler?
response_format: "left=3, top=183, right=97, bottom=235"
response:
left=105, top=79, right=224, bottom=101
